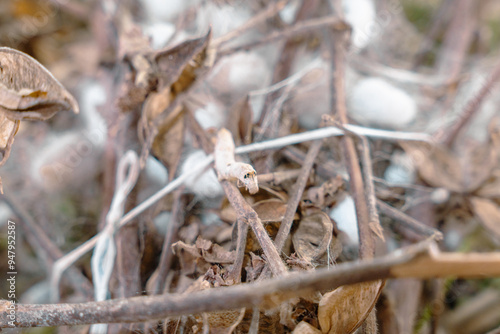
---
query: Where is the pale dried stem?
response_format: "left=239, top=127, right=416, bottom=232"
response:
left=50, top=125, right=430, bottom=287
left=274, top=140, right=323, bottom=251
left=6, top=242, right=500, bottom=328
left=211, top=0, right=288, bottom=49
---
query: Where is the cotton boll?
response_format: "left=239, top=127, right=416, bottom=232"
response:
left=209, top=52, right=270, bottom=103
left=348, top=77, right=417, bottom=129
left=181, top=150, right=223, bottom=199
left=194, top=101, right=226, bottom=130
left=79, top=81, right=107, bottom=148
left=290, top=59, right=330, bottom=130
left=384, top=152, right=416, bottom=185
left=342, top=0, right=376, bottom=50
left=145, top=156, right=168, bottom=186
left=196, top=3, right=252, bottom=38
left=140, top=0, right=199, bottom=23
left=30, top=132, right=102, bottom=191
left=330, top=196, right=359, bottom=245
left=143, top=22, right=175, bottom=49
left=0, top=202, right=13, bottom=227
left=153, top=211, right=172, bottom=235
left=279, top=0, right=300, bottom=24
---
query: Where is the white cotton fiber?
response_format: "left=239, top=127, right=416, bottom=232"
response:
left=140, top=0, right=200, bottom=23
left=342, top=0, right=376, bottom=49
left=194, top=101, right=225, bottom=130
left=209, top=52, right=270, bottom=102
left=143, top=22, right=175, bottom=49
left=330, top=196, right=359, bottom=244
left=348, top=77, right=417, bottom=129
left=383, top=152, right=416, bottom=185
left=196, top=2, right=251, bottom=38
left=181, top=150, right=223, bottom=199
left=145, top=156, right=168, bottom=186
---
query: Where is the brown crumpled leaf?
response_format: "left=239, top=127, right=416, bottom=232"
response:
left=253, top=199, right=296, bottom=224
left=292, top=211, right=334, bottom=261
left=226, top=96, right=253, bottom=146
left=470, top=197, right=500, bottom=240
left=0, top=113, right=19, bottom=166
left=401, top=123, right=499, bottom=193
left=318, top=280, right=384, bottom=334
left=0, top=47, right=79, bottom=121
left=292, top=321, right=322, bottom=334
left=195, top=237, right=236, bottom=264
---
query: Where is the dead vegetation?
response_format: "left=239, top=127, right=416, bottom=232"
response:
left=1, top=0, right=500, bottom=333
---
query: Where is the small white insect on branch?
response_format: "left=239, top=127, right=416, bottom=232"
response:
left=215, top=128, right=258, bottom=194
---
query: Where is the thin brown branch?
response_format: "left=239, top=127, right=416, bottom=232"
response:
left=220, top=15, right=347, bottom=56
left=147, top=188, right=185, bottom=295
left=225, top=219, right=249, bottom=285
left=4, top=242, right=500, bottom=328
left=434, top=60, right=500, bottom=147
left=1, top=192, right=93, bottom=298
left=274, top=140, right=322, bottom=251
left=220, top=180, right=288, bottom=277
left=328, top=23, right=374, bottom=259
left=212, top=0, right=288, bottom=49
left=376, top=199, right=442, bottom=240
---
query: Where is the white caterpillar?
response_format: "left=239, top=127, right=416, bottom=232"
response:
left=215, top=128, right=258, bottom=194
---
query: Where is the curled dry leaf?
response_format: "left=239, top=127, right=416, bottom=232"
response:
left=292, top=211, right=333, bottom=261
left=253, top=199, right=297, bottom=223
left=0, top=113, right=19, bottom=166
left=0, top=47, right=79, bottom=121
left=470, top=197, right=500, bottom=240
left=292, top=321, right=322, bottom=334
left=318, top=280, right=384, bottom=334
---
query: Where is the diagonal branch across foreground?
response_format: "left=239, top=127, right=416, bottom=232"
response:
left=3, top=242, right=500, bottom=328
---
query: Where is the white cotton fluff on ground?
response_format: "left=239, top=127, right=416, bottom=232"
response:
left=30, top=81, right=107, bottom=190
left=196, top=2, right=252, bottom=38
left=181, top=150, right=223, bottom=199
left=279, top=0, right=300, bottom=24
left=139, top=0, right=200, bottom=23
left=143, top=22, right=175, bottom=50
left=342, top=0, right=376, bottom=50
left=383, top=152, right=416, bottom=186
left=208, top=52, right=270, bottom=103
left=329, top=196, right=359, bottom=245
left=153, top=210, right=172, bottom=235
left=348, top=77, right=418, bottom=129
left=194, top=101, right=226, bottom=130
left=145, top=156, right=168, bottom=186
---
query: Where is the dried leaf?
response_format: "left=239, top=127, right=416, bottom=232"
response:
left=195, top=237, right=236, bottom=264
left=226, top=96, right=254, bottom=146
left=253, top=199, right=291, bottom=223
left=293, top=321, right=322, bottom=334
left=401, top=142, right=463, bottom=192
left=470, top=197, right=500, bottom=239
left=151, top=104, right=185, bottom=179
left=154, top=30, right=211, bottom=92
left=0, top=113, right=19, bottom=166
left=292, top=211, right=333, bottom=261
left=318, top=280, right=384, bottom=334
left=0, top=47, right=79, bottom=121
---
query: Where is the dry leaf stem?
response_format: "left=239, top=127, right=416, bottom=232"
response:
left=148, top=188, right=185, bottom=295
left=328, top=22, right=374, bottom=259
left=1, top=192, right=93, bottom=298
left=434, top=60, right=500, bottom=147
left=221, top=15, right=345, bottom=56
left=275, top=140, right=322, bottom=251
left=5, top=242, right=500, bottom=328
left=220, top=180, right=287, bottom=277
left=225, top=219, right=249, bottom=284
left=376, top=199, right=442, bottom=240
